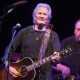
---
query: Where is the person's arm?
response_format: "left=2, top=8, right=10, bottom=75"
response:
left=5, top=60, right=19, bottom=77
left=51, top=31, right=70, bottom=78
left=53, top=63, right=70, bottom=78
left=51, top=31, right=60, bottom=52
left=9, top=29, right=24, bottom=59
left=51, top=31, right=61, bottom=63
left=5, top=29, right=25, bottom=77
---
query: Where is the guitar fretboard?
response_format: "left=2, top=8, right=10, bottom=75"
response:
left=26, top=47, right=72, bottom=71
left=27, top=55, right=53, bottom=71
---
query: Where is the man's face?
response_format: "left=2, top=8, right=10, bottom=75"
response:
left=34, top=7, right=49, bottom=25
left=74, top=20, right=80, bottom=41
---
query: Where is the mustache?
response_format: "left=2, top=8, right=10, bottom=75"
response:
left=37, top=17, right=47, bottom=21
left=38, top=18, right=45, bottom=21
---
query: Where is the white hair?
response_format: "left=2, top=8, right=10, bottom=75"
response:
left=33, top=3, right=52, bottom=23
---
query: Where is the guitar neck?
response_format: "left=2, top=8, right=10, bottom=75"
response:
left=27, top=55, right=52, bottom=71
left=27, top=47, right=72, bottom=71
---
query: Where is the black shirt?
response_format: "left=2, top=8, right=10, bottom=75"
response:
left=61, top=36, right=80, bottom=76
left=10, top=25, right=60, bottom=80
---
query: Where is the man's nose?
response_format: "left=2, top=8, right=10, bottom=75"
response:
left=77, top=32, right=80, bottom=36
left=39, top=16, right=44, bottom=20
left=40, top=14, right=44, bottom=17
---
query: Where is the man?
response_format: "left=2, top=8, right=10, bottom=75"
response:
left=61, top=19, right=80, bottom=80
left=4, top=3, right=70, bottom=80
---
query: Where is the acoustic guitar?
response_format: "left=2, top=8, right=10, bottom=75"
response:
left=7, top=48, right=72, bottom=80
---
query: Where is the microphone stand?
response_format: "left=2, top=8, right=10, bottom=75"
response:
left=2, top=28, right=17, bottom=80
left=0, top=7, right=14, bottom=35
left=0, top=6, right=15, bottom=72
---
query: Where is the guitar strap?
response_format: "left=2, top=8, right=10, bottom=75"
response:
left=39, top=28, right=51, bottom=60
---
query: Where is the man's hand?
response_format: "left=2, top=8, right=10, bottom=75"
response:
left=51, top=52, right=60, bottom=62
left=9, top=66, right=19, bottom=77
left=53, top=63, right=70, bottom=78
left=5, top=61, right=19, bottom=77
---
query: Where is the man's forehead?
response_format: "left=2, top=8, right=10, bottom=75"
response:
left=76, top=21, right=80, bottom=25
left=75, top=21, right=80, bottom=28
left=37, top=7, right=48, bottom=12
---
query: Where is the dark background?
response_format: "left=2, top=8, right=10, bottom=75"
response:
left=1, top=0, right=80, bottom=58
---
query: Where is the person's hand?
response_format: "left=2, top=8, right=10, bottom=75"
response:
left=5, top=61, right=19, bottom=77
left=53, top=63, right=70, bottom=78
left=9, top=66, right=19, bottom=77
left=51, top=52, right=60, bottom=62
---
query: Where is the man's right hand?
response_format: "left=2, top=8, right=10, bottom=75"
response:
left=9, top=66, right=19, bottom=77
left=53, top=63, right=70, bottom=78
left=5, top=61, right=19, bottom=77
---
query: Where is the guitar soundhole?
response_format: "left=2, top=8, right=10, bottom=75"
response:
left=19, top=66, right=28, bottom=77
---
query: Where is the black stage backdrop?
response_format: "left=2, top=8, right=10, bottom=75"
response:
left=1, top=0, right=80, bottom=58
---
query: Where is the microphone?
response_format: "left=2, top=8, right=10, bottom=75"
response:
left=7, top=0, right=27, bottom=8
left=13, top=23, right=21, bottom=30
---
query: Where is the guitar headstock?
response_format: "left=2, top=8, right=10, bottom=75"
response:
left=60, top=47, right=72, bottom=57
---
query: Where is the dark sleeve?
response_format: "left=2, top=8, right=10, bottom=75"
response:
left=51, top=31, right=60, bottom=52
left=51, top=31, right=61, bottom=65
left=60, top=38, right=71, bottom=66
left=9, top=29, right=25, bottom=59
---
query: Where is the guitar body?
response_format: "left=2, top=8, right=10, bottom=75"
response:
left=11, top=57, right=36, bottom=80
left=0, top=64, right=7, bottom=80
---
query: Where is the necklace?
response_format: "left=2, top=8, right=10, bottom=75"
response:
left=35, top=32, right=44, bottom=40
